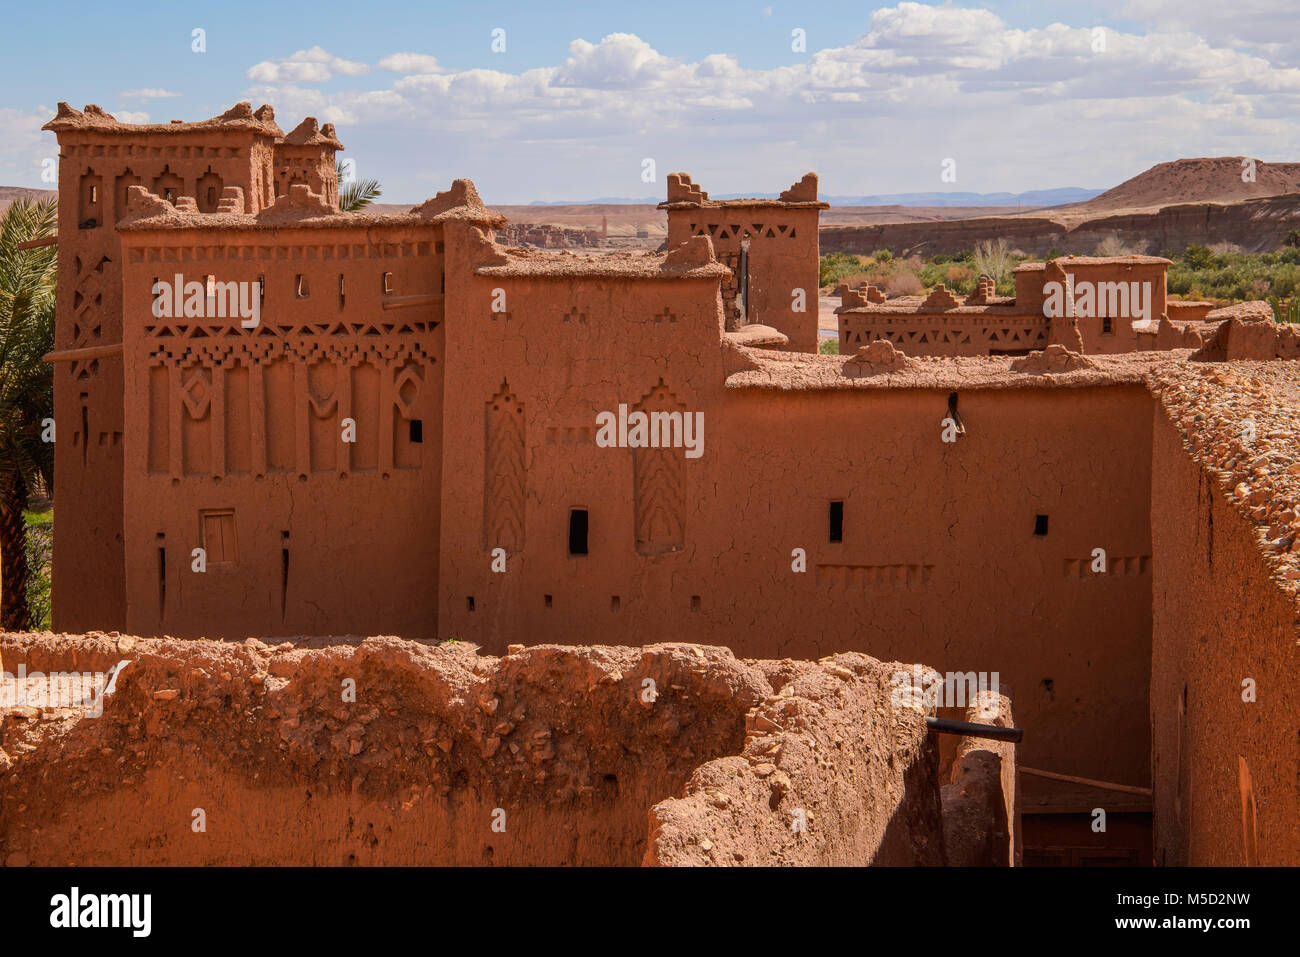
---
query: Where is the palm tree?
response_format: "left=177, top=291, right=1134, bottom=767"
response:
left=336, top=159, right=382, bottom=212
left=0, top=197, right=57, bottom=630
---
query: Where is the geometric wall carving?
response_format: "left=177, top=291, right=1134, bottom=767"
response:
left=633, top=379, right=686, bottom=556
left=484, top=380, right=525, bottom=553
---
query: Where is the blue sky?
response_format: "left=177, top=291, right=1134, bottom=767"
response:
left=2, top=0, right=1298, bottom=203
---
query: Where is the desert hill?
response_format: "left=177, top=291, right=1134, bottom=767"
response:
left=0, top=186, right=56, bottom=211
left=1066, top=157, right=1300, bottom=216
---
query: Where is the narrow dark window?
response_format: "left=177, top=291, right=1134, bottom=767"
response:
left=467, top=596, right=476, bottom=612
left=610, top=596, right=621, bottom=611
left=568, top=508, right=589, bottom=555
left=1034, top=514, right=1049, bottom=536
left=280, top=530, right=290, bottom=618
left=737, top=237, right=750, bottom=323
left=339, top=273, right=346, bottom=309
left=1102, top=316, right=1113, bottom=334
left=295, top=274, right=309, bottom=298
left=382, top=271, right=393, bottom=295
left=829, top=500, right=844, bottom=543
left=409, top=419, right=423, bottom=443
left=544, top=594, right=553, bottom=609
left=156, top=533, right=166, bottom=618
left=690, top=595, right=702, bottom=612
left=946, top=391, right=966, bottom=435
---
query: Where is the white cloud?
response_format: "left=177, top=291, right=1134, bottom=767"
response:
left=1120, top=0, right=1300, bottom=64
left=120, top=88, right=181, bottom=100
left=0, top=108, right=57, bottom=188
left=246, top=46, right=370, bottom=84
left=238, top=5, right=1300, bottom=202
left=113, top=110, right=151, bottom=124
left=377, top=53, right=446, bottom=75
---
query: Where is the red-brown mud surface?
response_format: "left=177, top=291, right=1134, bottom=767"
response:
left=0, top=634, right=949, bottom=866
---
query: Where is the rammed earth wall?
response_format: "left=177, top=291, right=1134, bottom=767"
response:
left=0, top=634, right=945, bottom=866
left=1149, top=408, right=1300, bottom=865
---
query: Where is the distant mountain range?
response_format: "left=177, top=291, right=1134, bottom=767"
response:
left=527, top=187, right=1105, bottom=207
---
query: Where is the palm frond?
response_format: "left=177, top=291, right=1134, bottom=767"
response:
left=336, top=159, right=382, bottom=212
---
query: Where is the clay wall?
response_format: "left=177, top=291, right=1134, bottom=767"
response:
left=646, top=652, right=944, bottom=865
left=48, top=124, right=278, bottom=633
left=437, top=262, right=1154, bottom=791
left=117, top=222, right=445, bottom=639
left=1014, top=265, right=1046, bottom=311
left=662, top=179, right=822, bottom=353
left=437, top=221, right=730, bottom=650
left=0, top=634, right=945, bottom=867
left=274, top=145, right=339, bottom=207
left=940, top=693, right=1019, bottom=866
left=842, top=258, right=1174, bottom=359
left=1052, top=260, right=1169, bottom=354
left=1149, top=410, right=1300, bottom=864
left=839, top=310, right=1049, bottom=356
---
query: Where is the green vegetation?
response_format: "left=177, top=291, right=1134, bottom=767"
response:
left=1268, top=296, right=1300, bottom=324
left=820, top=247, right=1026, bottom=298
left=336, top=159, right=382, bottom=212
left=819, top=252, right=864, bottom=288
left=25, top=508, right=51, bottom=630
left=1167, top=246, right=1300, bottom=301
left=0, top=196, right=57, bottom=630
left=821, top=243, right=1300, bottom=316
left=819, top=337, right=840, bottom=355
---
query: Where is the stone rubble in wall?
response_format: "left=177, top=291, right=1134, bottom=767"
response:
left=1148, top=362, right=1300, bottom=600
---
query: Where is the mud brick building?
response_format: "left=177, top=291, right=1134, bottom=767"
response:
left=35, top=102, right=1300, bottom=866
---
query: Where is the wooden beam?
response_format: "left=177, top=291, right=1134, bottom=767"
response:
left=17, top=236, right=58, bottom=250
left=1019, top=765, right=1153, bottom=797
left=42, top=343, right=124, bottom=364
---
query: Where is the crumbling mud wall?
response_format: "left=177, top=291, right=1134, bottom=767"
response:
left=646, top=653, right=943, bottom=865
left=1148, top=367, right=1300, bottom=865
left=940, top=693, right=1019, bottom=866
left=0, top=634, right=947, bottom=866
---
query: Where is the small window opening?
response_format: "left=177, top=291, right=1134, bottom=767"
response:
left=610, top=596, right=621, bottom=611
left=467, top=596, right=476, bottom=612
left=946, top=391, right=967, bottom=434
left=1034, top=514, right=1049, bottom=536
left=295, top=274, right=309, bottom=298
left=544, top=594, right=553, bottom=609
left=409, top=419, right=423, bottom=443
left=568, top=508, right=589, bottom=555
left=829, top=500, right=844, bottom=543
left=1102, top=316, right=1113, bottom=334
left=690, top=595, right=702, bottom=612
left=339, top=273, right=346, bottom=308
left=156, top=533, right=166, bottom=618
left=382, top=271, right=393, bottom=295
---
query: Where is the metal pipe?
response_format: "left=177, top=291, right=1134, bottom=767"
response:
left=925, top=716, right=1023, bottom=743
